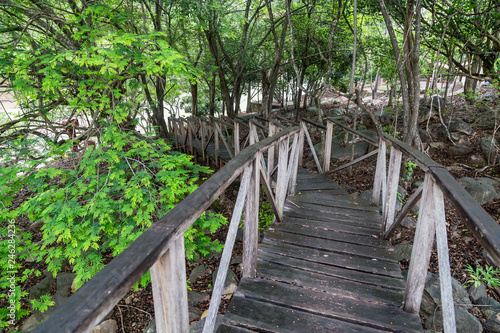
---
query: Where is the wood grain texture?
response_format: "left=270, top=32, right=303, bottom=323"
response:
left=301, top=121, right=323, bottom=173
left=243, top=156, right=260, bottom=279
left=382, top=147, right=402, bottom=235
left=371, top=139, right=386, bottom=206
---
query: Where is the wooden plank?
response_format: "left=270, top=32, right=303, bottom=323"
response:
left=273, top=223, right=390, bottom=248
left=301, top=116, right=326, bottom=129
left=151, top=236, right=188, bottom=333
left=297, top=126, right=304, bottom=166
left=275, top=138, right=288, bottom=219
left=327, top=149, right=379, bottom=174
left=257, top=251, right=405, bottom=289
left=404, top=173, right=437, bottom=314
left=281, top=216, right=383, bottom=236
left=285, top=200, right=382, bottom=220
left=433, top=179, right=457, bottom=333
left=258, top=240, right=402, bottom=277
left=215, top=122, right=234, bottom=159
left=275, top=114, right=299, bottom=126
left=256, top=261, right=404, bottom=305
left=217, top=324, right=257, bottom=333
left=268, top=122, right=276, bottom=179
left=259, top=167, right=281, bottom=222
left=264, top=230, right=399, bottom=261
left=235, top=279, right=422, bottom=332
left=327, top=118, right=379, bottom=145
left=234, top=120, right=240, bottom=155
left=225, top=296, right=390, bottom=333
left=283, top=204, right=383, bottom=227
left=243, top=155, right=260, bottom=279
left=382, top=146, right=402, bottom=235
left=371, top=139, right=386, bottom=206
left=288, top=196, right=380, bottom=213
left=281, top=211, right=382, bottom=232
left=384, top=183, right=423, bottom=239
left=430, top=166, right=500, bottom=266
left=203, top=166, right=253, bottom=333
left=286, top=133, right=299, bottom=196
left=381, top=133, right=439, bottom=170
left=301, top=121, right=323, bottom=173
left=324, top=120, right=334, bottom=173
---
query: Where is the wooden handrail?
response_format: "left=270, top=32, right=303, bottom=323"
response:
left=32, top=126, right=301, bottom=333
left=301, top=117, right=326, bottom=130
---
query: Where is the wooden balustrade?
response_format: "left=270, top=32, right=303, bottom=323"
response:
left=32, top=124, right=301, bottom=333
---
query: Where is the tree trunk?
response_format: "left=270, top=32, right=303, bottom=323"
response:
left=246, top=82, right=252, bottom=112
left=209, top=76, right=216, bottom=116
left=372, top=68, right=380, bottom=100
left=191, top=82, right=198, bottom=117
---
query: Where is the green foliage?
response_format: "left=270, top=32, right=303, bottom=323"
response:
left=0, top=125, right=226, bottom=325
left=466, top=264, right=500, bottom=289
left=31, top=295, right=55, bottom=313
left=259, top=201, right=274, bottom=231
left=403, top=160, right=417, bottom=183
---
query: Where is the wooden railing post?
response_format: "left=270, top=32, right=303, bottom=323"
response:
left=287, top=133, right=300, bottom=196
left=382, top=145, right=402, bottom=234
left=323, top=120, right=333, bottom=172
left=298, top=124, right=304, bottom=166
left=275, top=138, right=289, bottom=220
left=150, top=236, right=188, bottom=333
left=243, top=153, right=260, bottom=279
left=234, top=119, right=240, bottom=155
left=372, top=139, right=387, bottom=206
left=404, top=172, right=437, bottom=313
left=300, top=120, right=323, bottom=173
left=214, top=123, right=220, bottom=168
left=268, top=122, right=276, bottom=179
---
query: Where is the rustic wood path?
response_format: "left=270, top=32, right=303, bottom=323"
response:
left=217, top=167, right=423, bottom=332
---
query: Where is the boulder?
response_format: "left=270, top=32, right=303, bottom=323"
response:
left=188, top=291, right=210, bottom=307
left=21, top=315, right=39, bottom=332
left=486, top=313, right=500, bottom=333
left=468, top=283, right=487, bottom=303
left=458, top=177, right=499, bottom=204
left=375, top=109, right=392, bottom=124
left=448, top=145, right=473, bottom=156
left=429, top=95, right=446, bottom=110
left=56, top=272, right=76, bottom=297
left=476, top=296, right=500, bottom=320
left=449, top=120, right=474, bottom=136
left=401, top=216, right=417, bottom=228
left=419, top=129, right=432, bottom=142
left=450, top=133, right=471, bottom=146
left=424, top=306, right=482, bottom=333
left=89, top=319, right=118, bottom=333
left=29, top=276, right=55, bottom=301
left=212, top=268, right=238, bottom=296
left=143, top=319, right=156, bottom=333
left=429, top=142, right=447, bottom=149
left=482, top=91, right=497, bottom=101
left=189, top=306, right=203, bottom=322
left=419, top=107, right=432, bottom=123
left=481, top=135, right=498, bottom=164
left=189, top=315, right=224, bottom=333
left=325, top=108, right=346, bottom=117
left=469, top=154, right=487, bottom=167
left=189, top=265, right=210, bottom=283
left=420, top=273, right=472, bottom=317
left=394, top=244, right=413, bottom=261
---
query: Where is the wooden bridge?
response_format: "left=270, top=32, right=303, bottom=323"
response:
left=34, top=114, right=500, bottom=333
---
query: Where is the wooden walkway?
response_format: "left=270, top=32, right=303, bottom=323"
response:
left=217, top=168, right=423, bottom=332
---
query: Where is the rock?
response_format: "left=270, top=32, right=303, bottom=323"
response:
left=428, top=95, right=446, bottom=110
left=449, top=120, right=475, bottom=136
left=56, top=272, right=76, bottom=297
left=189, top=315, right=224, bottom=333
left=401, top=216, right=417, bottom=228
left=424, top=306, right=482, bottom=333
left=486, top=313, right=500, bottom=332
left=189, top=265, right=210, bottom=283
left=189, top=306, right=203, bottom=322
left=419, top=129, right=432, bottom=142
left=448, top=145, right=473, bottom=156
left=458, top=177, right=498, bottom=204
left=468, top=283, right=487, bottom=303
left=483, top=91, right=497, bottom=101
left=450, top=133, right=471, bottom=146
left=21, top=314, right=38, bottom=332
left=143, top=319, right=156, bottom=333
left=481, top=135, right=498, bottom=164
left=429, top=142, right=446, bottom=149
left=325, top=108, right=346, bottom=117
left=468, top=154, right=487, bottom=167
left=29, top=276, right=55, bottom=301
left=419, top=107, right=432, bottom=123
left=188, top=291, right=210, bottom=306
left=90, top=319, right=118, bottom=333
left=230, top=256, right=242, bottom=265
left=476, top=296, right=500, bottom=320
left=420, top=273, right=472, bottom=317
left=306, top=107, right=321, bottom=114
left=394, top=244, right=413, bottom=261
left=375, top=109, right=392, bottom=124
left=212, top=268, right=238, bottom=295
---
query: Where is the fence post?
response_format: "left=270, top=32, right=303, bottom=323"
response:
left=275, top=138, right=289, bottom=220
left=323, top=120, right=333, bottom=172
left=268, top=122, right=276, bottom=179
left=234, top=119, right=240, bottom=155
left=243, top=154, right=260, bottom=279
left=287, top=133, right=300, bottom=196
left=404, top=172, right=437, bottom=314
left=382, top=146, right=402, bottom=234
left=214, top=123, right=220, bottom=168
left=150, top=236, right=189, bottom=333
left=372, top=139, right=387, bottom=206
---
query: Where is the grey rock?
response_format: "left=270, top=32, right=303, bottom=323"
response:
left=449, top=120, right=475, bottom=136
left=188, top=291, right=210, bottom=307
left=468, top=283, right=487, bottom=303
left=325, top=108, right=346, bottom=117
left=143, top=319, right=156, bottom=333
left=420, top=273, right=472, bottom=317
left=401, top=216, right=417, bottom=228
left=56, top=272, right=76, bottom=297
left=419, top=129, right=432, bottom=142
left=448, top=145, right=473, bottom=156
left=29, top=276, right=55, bottom=301
left=189, top=265, right=209, bottom=283
left=429, top=142, right=447, bottom=149
left=459, top=177, right=498, bottom=204
left=314, top=140, right=370, bottom=163
left=89, top=319, right=118, bottom=333
left=375, top=109, right=392, bottom=124
left=212, top=268, right=238, bottom=295
left=189, top=315, right=224, bottom=333
left=450, top=133, right=471, bottom=146
left=419, top=106, right=433, bottom=123
left=230, top=256, right=242, bottom=265
left=424, top=306, right=482, bottom=333
left=428, top=95, right=446, bottom=110
left=469, top=154, right=487, bottom=167
left=189, top=306, right=203, bottom=322
left=306, top=107, right=321, bottom=114
left=476, top=296, right=500, bottom=320
left=481, top=135, right=498, bottom=164
left=486, top=313, right=500, bottom=333
left=483, top=91, right=497, bottom=101
left=394, top=244, right=413, bottom=261
left=21, top=314, right=38, bottom=332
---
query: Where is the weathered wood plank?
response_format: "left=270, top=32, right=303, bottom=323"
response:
left=275, top=138, right=289, bottom=219
left=327, top=149, right=379, bottom=174
left=301, top=121, right=323, bottom=173
left=382, top=146, right=402, bottom=234
left=372, top=139, right=386, bottom=206
left=323, top=120, right=333, bottom=172
left=256, top=261, right=404, bottom=305
left=283, top=204, right=383, bottom=227
left=151, top=236, right=188, bottom=333
left=224, top=296, right=390, bottom=333
left=280, top=216, right=382, bottom=236
left=384, top=183, right=423, bottom=239
left=264, top=230, right=399, bottom=261
left=285, top=200, right=382, bottom=219
left=287, top=196, right=380, bottom=212
left=235, top=279, right=422, bottom=332
left=243, top=156, right=260, bottom=279
left=258, top=240, right=402, bottom=277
